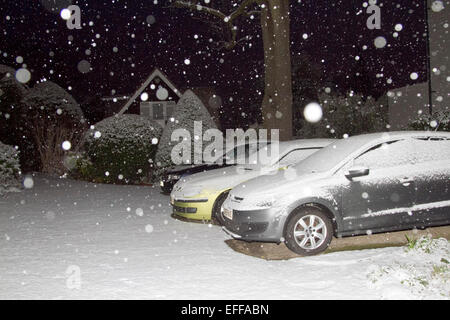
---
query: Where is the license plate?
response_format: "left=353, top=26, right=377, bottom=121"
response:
left=223, top=207, right=233, bottom=220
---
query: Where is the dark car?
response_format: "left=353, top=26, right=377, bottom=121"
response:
left=159, top=140, right=269, bottom=193
left=160, top=163, right=227, bottom=194
left=222, top=131, right=450, bottom=256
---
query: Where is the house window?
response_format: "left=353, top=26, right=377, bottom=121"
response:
left=140, top=102, right=151, bottom=117
left=166, top=104, right=174, bottom=118
left=152, top=103, right=164, bottom=120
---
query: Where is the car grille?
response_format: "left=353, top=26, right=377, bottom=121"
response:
left=227, top=221, right=268, bottom=235
left=173, top=205, right=197, bottom=214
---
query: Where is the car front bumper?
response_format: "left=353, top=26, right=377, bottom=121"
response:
left=171, top=194, right=218, bottom=221
left=221, top=207, right=287, bottom=243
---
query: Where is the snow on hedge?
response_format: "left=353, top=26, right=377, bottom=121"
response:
left=0, top=141, right=21, bottom=195
left=80, top=114, right=163, bottom=184
left=154, top=89, right=219, bottom=177
left=85, top=113, right=162, bottom=147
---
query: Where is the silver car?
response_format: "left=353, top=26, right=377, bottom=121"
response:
left=221, top=131, right=450, bottom=256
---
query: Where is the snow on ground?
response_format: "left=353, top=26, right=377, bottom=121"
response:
left=0, top=175, right=448, bottom=300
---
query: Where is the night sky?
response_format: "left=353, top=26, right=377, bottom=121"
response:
left=0, top=0, right=427, bottom=127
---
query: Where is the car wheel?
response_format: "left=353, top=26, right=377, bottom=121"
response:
left=284, top=207, right=333, bottom=256
left=211, top=191, right=229, bottom=225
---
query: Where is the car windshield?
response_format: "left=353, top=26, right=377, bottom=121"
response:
left=236, top=143, right=279, bottom=167
left=292, top=137, right=370, bottom=174
left=221, top=141, right=270, bottom=164
left=241, top=144, right=323, bottom=168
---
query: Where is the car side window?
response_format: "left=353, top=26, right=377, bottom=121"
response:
left=353, top=140, right=400, bottom=169
left=353, top=138, right=450, bottom=170
left=278, top=148, right=320, bottom=167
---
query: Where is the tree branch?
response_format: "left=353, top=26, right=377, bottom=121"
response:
left=228, top=0, right=260, bottom=22
left=171, top=1, right=227, bottom=20
left=170, top=0, right=262, bottom=49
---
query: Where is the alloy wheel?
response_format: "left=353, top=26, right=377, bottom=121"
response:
left=293, top=214, right=327, bottom=250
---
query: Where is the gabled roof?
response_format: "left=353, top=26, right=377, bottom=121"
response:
left=118, top=68, right=182, bottom=115
left=101, top=95, right=130, bottom=102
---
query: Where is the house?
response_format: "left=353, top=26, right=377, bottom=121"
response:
left=102, top=68, right=221, bottom=128
left=101, top=94, right=130, bottom=117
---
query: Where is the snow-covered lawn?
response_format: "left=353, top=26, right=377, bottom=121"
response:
left=0, top=175, right=448, bottom=300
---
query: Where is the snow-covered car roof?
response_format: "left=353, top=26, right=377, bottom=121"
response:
left=338, top=130, right=450, bottom=145
left=292, top=131, right=450, bottom=174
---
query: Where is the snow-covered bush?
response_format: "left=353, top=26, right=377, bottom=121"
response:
left=367, top=236, right=449, bottom=299
left=297, top=91, right=388, bottom=138
left=74, top=114, right=162, bottom=184
left=154, top=90, right=219, bottom=178
left=0, top=141, right=21, bottom=195
left=0, top=65, right=39, bottom=171
left=408, top=109, right=450, bottom=132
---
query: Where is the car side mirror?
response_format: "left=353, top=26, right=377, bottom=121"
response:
left=345, top=166, right=370, bottom=180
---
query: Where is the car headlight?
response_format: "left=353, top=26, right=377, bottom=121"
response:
left=255, top=199, right=274, bottom=208
left=245, top=194, right=277, bottom=209
left=181, top=186, right=204, bottom=197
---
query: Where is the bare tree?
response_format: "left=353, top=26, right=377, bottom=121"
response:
left=171, top=0, right=293, bottom=140
left=32, top=119, right=85, bottom=174
left=22, top=81, right=86, bottom=175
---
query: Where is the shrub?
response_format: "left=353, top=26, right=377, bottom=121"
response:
left=74, top=114, right=162, bottom=184
left=408, top=109, right=450, bottom=131
left=0, top=64, right=40, bottom=172
left=0, top=141, right=21, bottom=195
left=154, top=90, right=219, bottom=178
left=297, top=90, right=388, bottom=138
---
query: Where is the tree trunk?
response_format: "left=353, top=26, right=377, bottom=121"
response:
left=260, top=0, right=293, bottom=141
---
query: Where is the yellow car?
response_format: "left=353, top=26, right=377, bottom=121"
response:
left=170, top=139, right=334, bottom=224
left=170, top=187, right=230, bottom=222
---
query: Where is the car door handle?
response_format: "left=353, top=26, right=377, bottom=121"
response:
left=399, top=177, right=414, bottom=185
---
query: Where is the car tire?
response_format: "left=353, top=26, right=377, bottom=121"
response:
left=160, top=184, right=172, bottom=194
left=284, top=207, right=333, bottom=256
left=211, top=191, right=229, bottom=226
